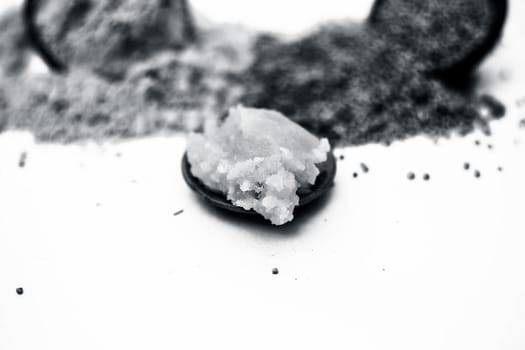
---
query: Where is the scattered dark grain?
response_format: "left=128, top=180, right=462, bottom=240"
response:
left=464, top=162, right=471, bottom=170
left=407, top=172, right=415, bottom=180
left=353, top=172, right=359, bottom=179
left=272, top=268, right=279, bottom=275
left=173, top=209, right=184, bottom=216
left=18, top=152, right=27, bottom=168
left=360, top=163, right=369, bottom=173
left=497, top=166, right=503, bottom=172
left=16, top=287, right=24, bottom=295
left=519, top=119, right=525, bottom=128
left=475, top=140, right=481, bottom=146
left=423, top=174, right=431, bottom=181
left=339, top=155, right=345, bottom=161
left=474, top=170, right=481, bottom=178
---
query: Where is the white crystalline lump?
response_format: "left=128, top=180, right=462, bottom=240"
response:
left=187, top=105, right=331, bottom=225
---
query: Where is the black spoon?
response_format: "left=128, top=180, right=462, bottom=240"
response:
left=368, top=0, right=508, bottom=78
left=181, top=151, right=337, bottom=215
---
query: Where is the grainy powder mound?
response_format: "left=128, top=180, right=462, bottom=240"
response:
left=0, top=24, right=255, bottom=142
left=242, top=24, right=490, bottom=146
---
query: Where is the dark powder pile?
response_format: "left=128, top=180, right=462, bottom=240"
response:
left=242, top=0, right=504, bottom=146
left=0, top=0, right=507, bottom=146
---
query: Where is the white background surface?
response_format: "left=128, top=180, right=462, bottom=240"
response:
left=1, top=1, right=525, bottom=349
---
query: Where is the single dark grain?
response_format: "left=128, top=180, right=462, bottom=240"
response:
left=464, top=162, right=471, bottom=170
left=478, top=94, right=506, bottom=119
left=423, top=174, right=431, bottom=181
left=173, top=209, right=184, bottom=216
left=407, top=172, right=416, bottom=180
left=272, top=268, right=279, bottom=275
left=474, top=170, right=481, bottom=178
left=16, top=287, right=24, bottom=295
left=18, top=152, right=27, bottom=168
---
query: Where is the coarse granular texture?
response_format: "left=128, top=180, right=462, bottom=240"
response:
left=33, top=0, right=196, bottom=79
left=187, top=106, right=330, bottom=225
left=0, top=9, right=30, bottom=76
left=242, top=21, right=503, bottom=146
left=0, top=23, right=254, bottom=142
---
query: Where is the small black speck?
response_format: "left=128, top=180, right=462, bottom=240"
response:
left=487, top=144, right=493, bottom=150
left=407, top=172, right=415, bottom=180
left=272, top=268, right=279, bottom=275
left=497, top=167, right=503, bottom=172
left=382, top=268, right=386, bottom=272
left=16, top=288, right=24, bottom=295
left=339, top=155, right=345, bottom=161
left=353, top=172, right=359, bottom=178
left=475, top=140, right=481, bottom=146
left=18, top=152, right=27, bottom=168
left=360, top=163, right=369, bottom=173
left=474, top=170, right=481, bottom=178
left=423, top=174, right=430, bottom=181
left=464, top=162, right=470, bottom=170
left=173, top=209, right=184, bottom=216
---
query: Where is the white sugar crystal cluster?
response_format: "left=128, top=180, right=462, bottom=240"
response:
left=187, top=105, right=330, bottom=225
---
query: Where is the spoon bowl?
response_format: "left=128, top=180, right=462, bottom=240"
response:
left=181, top=151, right=337, bottom=215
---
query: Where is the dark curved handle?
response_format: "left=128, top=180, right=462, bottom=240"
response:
left=23, top=0, right=67, bottom=73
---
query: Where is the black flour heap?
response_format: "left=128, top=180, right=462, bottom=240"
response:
left=243, top=0, right=507, bottom=145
